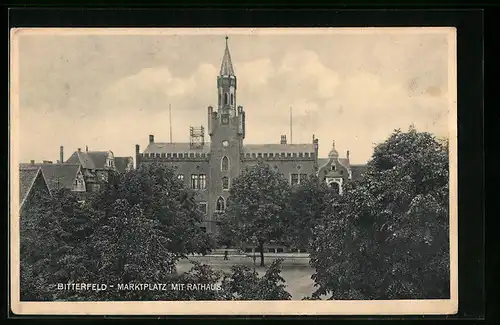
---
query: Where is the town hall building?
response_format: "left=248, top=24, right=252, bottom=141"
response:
left=135, top=37, right=366, bottom=234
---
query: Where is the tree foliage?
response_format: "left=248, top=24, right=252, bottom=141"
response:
left=284, top=175, right=337, bottom=250
left=20, top=163, right=215, bottom=301
left=218, top=162, right=290, bottom=266
left=309, top=127, right=450, bottom=300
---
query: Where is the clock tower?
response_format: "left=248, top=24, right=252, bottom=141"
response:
left=207, top=36, right=246, bottom=234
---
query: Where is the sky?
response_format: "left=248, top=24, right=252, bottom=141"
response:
left=14, top=28, right=454, bottom=165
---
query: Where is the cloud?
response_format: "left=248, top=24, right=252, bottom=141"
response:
left=17, top=33, right=451, bottom=165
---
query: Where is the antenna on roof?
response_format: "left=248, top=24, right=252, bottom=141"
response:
left=290, top=106, right=293, bottom=144
left=169, top=103, right=173, bottom=144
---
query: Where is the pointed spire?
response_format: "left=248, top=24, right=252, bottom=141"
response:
left=220, top=35, right=235, bottom=76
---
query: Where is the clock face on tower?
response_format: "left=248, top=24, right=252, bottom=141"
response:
left=222, top=140, right=229, bottom=147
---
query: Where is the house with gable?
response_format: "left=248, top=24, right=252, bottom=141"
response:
left=19, top=166, right=50, bottom=213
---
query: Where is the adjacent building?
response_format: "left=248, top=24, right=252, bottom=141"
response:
left=135, top=37, right=366, bottom=234
left=19, top=166, right=50, bottom=213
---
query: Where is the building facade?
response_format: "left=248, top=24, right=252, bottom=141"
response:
left=136, top=37, right=364, bottom=234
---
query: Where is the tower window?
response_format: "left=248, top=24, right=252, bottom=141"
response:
left=191, top=174, right=199, bottom=189
left=199, top=174, right=207, bottom=189
left=331, top=164, right=336, bottom=171
left=222, top=177, right=229, bottom=190
left=161, top=153, right=166, bottom=158
left=216, top=196, right=225, bottom=212
left=224, top=93, right=229, bottom=105
left=221, top=156, right=229, bottom=171
left=299, top=152, right=303, bottom=158
left=231, top=93, right=234, bottom=105
left=167, top=153, right=171, bottom=158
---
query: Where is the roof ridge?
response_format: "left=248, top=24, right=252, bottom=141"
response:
left=20, top=167, right=42, bottom=207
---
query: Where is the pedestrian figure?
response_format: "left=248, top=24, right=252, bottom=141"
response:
left=224, top=250, right=229, bottom=260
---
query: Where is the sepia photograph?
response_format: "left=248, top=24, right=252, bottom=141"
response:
left=10, top=27, right=457, bottom=315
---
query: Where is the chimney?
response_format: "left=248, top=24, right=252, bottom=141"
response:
left=347, top=150, right=350, bottom=160
left=280, top=135, right=287, bottom=145
left=78, top=148, right=81, bottom=152
left=30, top=160, right=35, bottom=164
left=60, top=145, right=64, bottom=163
left=135, top=144, right=140, bottom=170
left=86, top=145, right=88, bottom=152
left=149, top=134, right=154, bottom=144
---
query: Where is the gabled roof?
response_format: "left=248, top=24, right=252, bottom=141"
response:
left=66, top=150, right=112, bottom=169
left=243, top=143, right=314, bottom=154
left=220, top=36, right=235, bottom=76
left=86, top=151, right=111, bottom=169
left=144, top=142, right=211, bottom=154
left=19, top=167, right=44, bottom=207
left=20, top=163, right=81, bottom=192
left=66, top=151, right=96, bottom=169
left=114, top=157, right=133, bottom=173
left=351, top=164, right=368, bottom=181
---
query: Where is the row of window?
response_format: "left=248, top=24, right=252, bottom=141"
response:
left=220, top=92, right=234, bottom=106
left=290, top=173, right=309, bottom=186
left=143, top=152, right=208, bottom=159
left=142, top=152, right=315, bottom=159
left=244, top=152, right=314, bottom=159
left=177, top=174, right=230, bottom=191
left=196, top=197, right=227, bottom=215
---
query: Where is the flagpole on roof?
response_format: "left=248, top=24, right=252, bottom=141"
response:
left=169, top=104, right=173, bottom=144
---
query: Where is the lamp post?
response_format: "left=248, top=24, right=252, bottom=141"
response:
left=251, top=235, right=257, bottom=275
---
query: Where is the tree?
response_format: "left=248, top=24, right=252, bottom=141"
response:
left=20, top=189, right=100, bottom=301
left=284, top=175, right=336, bottom=250
left=175, top=259, right=292, bottom=300
left=309, top=127, right=450, bottom=300
left=95, top=162, right=215, bottom=258
left=218, top=162, right=290, bottom=267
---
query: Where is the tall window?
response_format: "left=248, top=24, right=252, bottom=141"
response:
left=222, top=177, right=229, bottom=190
left=221, top=156, right=229, bottom=171
left=177, top=174, right=184, bottom=182
left=199, top=174, right=207, bottom=189
left=191, top=174, right=199, bottom=189
left=216, top=196, right=225, bottom=212
left=231, top=93, right=234, bottom=105
left=331, top=163, right=336, bottom=171
left=291, top=174, right=299, bottom=185
left=224, top=93, right=228, bottom=105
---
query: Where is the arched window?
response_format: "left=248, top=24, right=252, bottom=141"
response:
left=231, top=93, right=234, bottom=105
left=216, top=196, right=225, bottom=212
left=224, top=93, right=228, bottom=105
left=221, top=156, right=229, bottom=171
left=222, top=177, right=229, bottom=190
left=330, top=182, right=340, bottom=195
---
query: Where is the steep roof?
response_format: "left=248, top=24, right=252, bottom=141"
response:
left=243, top=143, right=314, bottom=154
left=114, top=157, right=133, bottom=173
left=19, top=167, right=43, bottom=207
left=144, top=142, right=211, bottom=154
left=66, top=151, right=96, bottom=169
left=351, top=164, right=368, bottom=181
left=20, top=163, right=81, bottom=192
left=86, top=151, right=110, bottom=169
left=220, top=36, right=235, bottom=76
left=65, top=150, right=112, bottom=169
